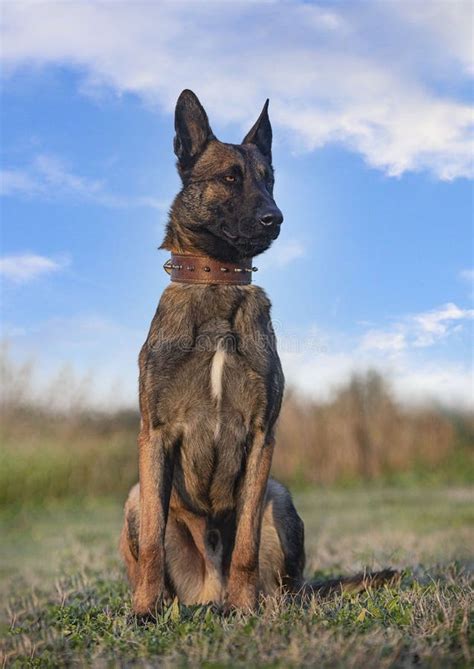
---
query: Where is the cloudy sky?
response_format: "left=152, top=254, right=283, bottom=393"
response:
left=1, top=0, right=473, bottom=409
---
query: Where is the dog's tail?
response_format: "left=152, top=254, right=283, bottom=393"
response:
left=298, top=568, right=399, bottom=598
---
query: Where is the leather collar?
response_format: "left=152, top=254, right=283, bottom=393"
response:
left=163, top=253, right=257, bottom=285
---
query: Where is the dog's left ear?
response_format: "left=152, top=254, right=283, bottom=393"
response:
left=174, top=89, right=215, bottom=170
left=242, top=99, right=272, bottom=161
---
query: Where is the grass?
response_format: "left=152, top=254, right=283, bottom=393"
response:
left=2, top=353, right=473, bottom=504
left=1, top=486, right=473, bottom=667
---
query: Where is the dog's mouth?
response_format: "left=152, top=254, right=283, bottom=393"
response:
left=221, top=228, right=239, bottom=241
left=219, top=225, right=280, bottom=258
left=188, top=221, right=280, bottom=262
left=221, top=223, right=280, bottom=244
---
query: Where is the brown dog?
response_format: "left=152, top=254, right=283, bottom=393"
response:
left=120, top=90, right=395, bottom=616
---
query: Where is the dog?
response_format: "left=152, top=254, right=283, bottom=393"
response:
left=120, top=90, right=395, bottom=616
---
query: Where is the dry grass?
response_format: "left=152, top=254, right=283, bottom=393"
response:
left=1, top=351, right=472, bottom=667
left=275, top=372, right=470, bottom=485
left=1, top=350, right=472, bottom=506
left=1, top=487, right=472, bottom=668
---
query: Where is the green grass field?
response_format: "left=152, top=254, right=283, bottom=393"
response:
left=1, top=485, right=473, bottom=668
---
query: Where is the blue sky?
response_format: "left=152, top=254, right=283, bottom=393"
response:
left=1, top=1, right=473, bottom=409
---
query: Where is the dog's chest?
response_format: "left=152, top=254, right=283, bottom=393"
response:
left=142, top=284, right=283, bottom=515
left=173, top=333, right=262, bottom=515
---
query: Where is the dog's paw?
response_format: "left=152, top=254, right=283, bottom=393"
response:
left=132, top=586, right=166, bottom=620
left=225, top=583, right=258, bottom=612
left=129, top=610, right=157, bottom=626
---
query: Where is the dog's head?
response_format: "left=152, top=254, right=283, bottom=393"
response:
left=163, top=89, right=283, bottom=261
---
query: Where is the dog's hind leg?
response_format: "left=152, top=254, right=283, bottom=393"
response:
left=259, top=480, right=397, bottom=598
left=120, top=484, right=225, bottom=606
left=258, top=478, right=306, bottom=596
left=166, top=512, right=225, bottom=605
left=120, top=483, right=141, bottom=589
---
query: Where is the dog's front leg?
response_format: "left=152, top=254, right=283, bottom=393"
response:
left=226, top=430, right=274, bottom=611
left=133, top=428, right=174, bottom=617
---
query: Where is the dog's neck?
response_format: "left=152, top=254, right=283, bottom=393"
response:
left=160, top=222, right=199, bottom=256
left=161, top=220, right=255, bottom=285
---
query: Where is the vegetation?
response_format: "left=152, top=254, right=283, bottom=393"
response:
left=1, top=351, right=472, bottom=666
left=1, top=349, right=472, bottom=506
left=1, top=488, right=473, bottom=668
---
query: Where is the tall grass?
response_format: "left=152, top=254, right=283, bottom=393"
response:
left=275, top=371, right=471, bottom=485
left=0, top=351, right=472, bottom=506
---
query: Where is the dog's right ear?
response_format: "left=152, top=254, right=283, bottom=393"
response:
left=174, top=90, right=214, bottom=171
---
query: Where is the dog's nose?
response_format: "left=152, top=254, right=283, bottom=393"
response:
left=259, top=210, right=283, bottom=227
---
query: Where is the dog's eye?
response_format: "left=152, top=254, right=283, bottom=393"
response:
left=224, top=175, right=236, bottom=183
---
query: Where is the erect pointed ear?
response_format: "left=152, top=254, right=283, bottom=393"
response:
left=174, top=89, right=215, bottom=168
left=242, top=99, right=272, bottom=160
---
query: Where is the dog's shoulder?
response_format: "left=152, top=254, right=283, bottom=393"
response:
left=140, top=283, right=275, bottom=366
left=232, top=284, right=274, bottom=335
left=143, top=284, right=195, bottom=345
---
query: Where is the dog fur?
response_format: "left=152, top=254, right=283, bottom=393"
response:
left=120, top=90, right=395, bottom=615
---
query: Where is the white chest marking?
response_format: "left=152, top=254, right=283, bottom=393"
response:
left=210, top=340, right=226, bottom=403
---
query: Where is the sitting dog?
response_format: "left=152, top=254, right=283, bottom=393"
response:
left=120, top=90, right=395, bottom=615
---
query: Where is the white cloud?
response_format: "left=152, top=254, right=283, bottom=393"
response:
left=3, top=314, right=145, bottom=410
left=391, top=1, right=474, bottom=77
left=5, top=299, right=473, bottom=409
left=1, top=153, right=167, bottom=209
left=1, top=169, right=44, bottom=197
left=459, top=268, right=474, bottom=283
left=412, top=303, right=472, bottom=346
left=361, top=302, right=474, bottom=352
left=360, top=330, right=406, bottom=353
left=1, top=2, right=473, bottom=180
left=277, top=300, right=474, bottom=408
left=391, top=362, right=473, bottom=409
left=259, top=239, right=306, bottom=271
left=0, top=253, right=68, bottom=283
left=459, top=268, right=474, bottom=299
left=282, top=346, right=473, bottom=410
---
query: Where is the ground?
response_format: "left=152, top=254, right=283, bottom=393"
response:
left=1, top=486, right=473, bottom=668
